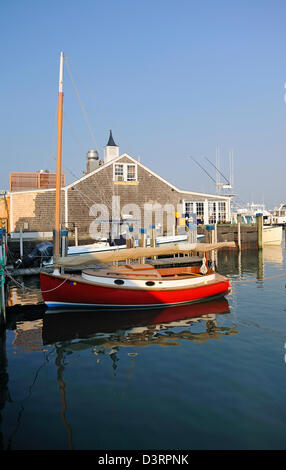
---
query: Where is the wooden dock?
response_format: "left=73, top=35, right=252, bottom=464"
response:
left=198, top=223, right=258, bottom=247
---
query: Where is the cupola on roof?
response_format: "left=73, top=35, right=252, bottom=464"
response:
left=104, top=130, right=119, bottom=163
left=106, top=130, right=118, bottom=147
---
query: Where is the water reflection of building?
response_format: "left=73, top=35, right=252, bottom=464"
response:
left=218, top=243, right=284, bottom=282
left=7, top=283, right=43, bottom=308
left=6, top=281, right=44, bottom=353
left=263, top=245, right=284, bottom=264
left=11, top=319, right=44, bottom=353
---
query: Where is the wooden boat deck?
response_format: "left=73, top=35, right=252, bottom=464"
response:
left=82, top=263, right=209, bottom=280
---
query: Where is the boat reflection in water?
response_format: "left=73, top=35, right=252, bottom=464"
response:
left=4, top=297, right=236, bottom=450
left=42, top=297, right=236, bottom=350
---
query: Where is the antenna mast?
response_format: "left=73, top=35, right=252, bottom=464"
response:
left=54, top=51, right=64, bottom=263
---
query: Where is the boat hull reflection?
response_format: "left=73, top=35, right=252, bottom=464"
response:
left=42, top=297, right=230, bottom=345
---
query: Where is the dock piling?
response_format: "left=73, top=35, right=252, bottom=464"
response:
left=60, top=230, right=68, bottom=273
left=20, top=228, right=24, bottom=259
left=206, top=224, right=215, bottom=243
left=206, top=224, right=216, bottom=269
left=256, top=213, right=263, bottom=249
left=150, top=225, right=156, bottom=248
left=139, top=228, right=146, bottom=263
left=150, top=225, right=157, bottom=259
left=0, top=229, right=6, bottom=326
left=126, top=227, right=134, bottom=263
left=237, top=214, right=242, bottom=251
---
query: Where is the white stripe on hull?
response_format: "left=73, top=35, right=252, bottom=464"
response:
left=81, top=272, right=216, bottom=289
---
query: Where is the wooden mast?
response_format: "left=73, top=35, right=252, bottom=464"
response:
left=54, top=51, right=64, bottom=271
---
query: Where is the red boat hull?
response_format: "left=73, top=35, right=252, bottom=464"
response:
left=40, top=272, right=231, bottom=309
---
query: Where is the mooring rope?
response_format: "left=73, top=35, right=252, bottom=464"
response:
left=4, top=268, right=68, bottom=293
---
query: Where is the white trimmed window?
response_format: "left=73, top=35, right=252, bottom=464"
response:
left=113, top=163, right=137, bottom=182
left=114, top=164, right=124, bottom=181
left=208, top=202, right=217, bottom=223
left=185, top=202, right=194, bottom=214
left=196, top=202, right=204, bottom=220
left=218, top=202, right=226, bottom=221
left=184, top=199, right=228, bottom=224
left=184, top=201, right=204, bottom=223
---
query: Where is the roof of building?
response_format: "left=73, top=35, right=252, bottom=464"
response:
left=64, top=153, right=230, bottom=200
left=7, top=152, right=230, bottom=201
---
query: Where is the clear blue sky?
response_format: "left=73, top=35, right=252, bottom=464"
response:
left=1, top=0, right=285, bottom=208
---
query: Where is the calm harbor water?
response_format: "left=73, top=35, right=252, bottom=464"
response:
left=1, top=245, right=286, bottom=450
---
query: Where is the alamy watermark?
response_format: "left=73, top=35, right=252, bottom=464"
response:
left=88, top=196, right=197, bottom=241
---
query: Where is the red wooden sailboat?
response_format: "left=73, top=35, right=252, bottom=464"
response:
left=40, top=53, right=234, bottom=310
left=41, top=265, right=231, bottom=309
left=41, top=242, right=233, bottom=309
